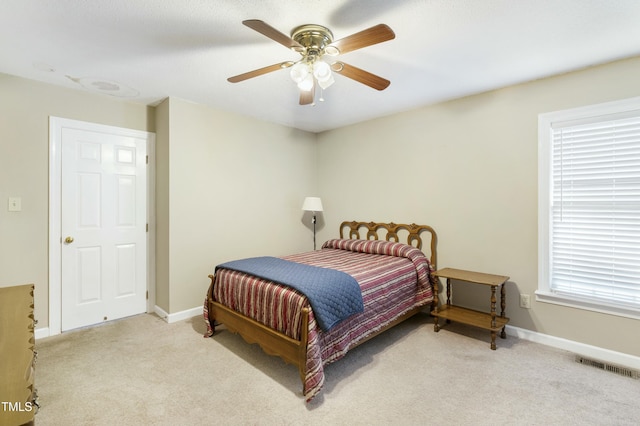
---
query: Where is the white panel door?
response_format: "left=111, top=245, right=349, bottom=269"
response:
left=61, top=127, right=147, bottom=331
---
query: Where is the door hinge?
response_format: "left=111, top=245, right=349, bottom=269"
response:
left=146, top=155, right=149, bottom=164
left=146, top=290, right=149, bottom=300
left=146, top=223, right=149, bottom=232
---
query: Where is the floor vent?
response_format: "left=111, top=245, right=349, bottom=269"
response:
left=575, top=355, right=639, bottom=379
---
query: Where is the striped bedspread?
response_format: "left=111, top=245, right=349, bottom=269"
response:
left=214, top=256, right=363, bottom=331
left=205, top=238, right=435, bottom=402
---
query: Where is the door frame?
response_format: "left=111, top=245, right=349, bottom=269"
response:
left=48, top=117, right=156, bottom=336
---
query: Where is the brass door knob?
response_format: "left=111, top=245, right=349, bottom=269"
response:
left=64, top=236, right=74, bottom=244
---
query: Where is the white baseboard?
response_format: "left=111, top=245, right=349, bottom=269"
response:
left=35, top=306, right=203, bottom=338
left=506, top=325, right=640, bottom=370
left=154, top=305, right=203, bottom=324
left=35, top=327, right=50, bottom=340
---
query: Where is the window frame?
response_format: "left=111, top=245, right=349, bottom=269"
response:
left=537, top=96, right=640, bottom=320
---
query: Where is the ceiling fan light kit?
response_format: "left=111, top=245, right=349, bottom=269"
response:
left=228, top=20, right=395, bottom=105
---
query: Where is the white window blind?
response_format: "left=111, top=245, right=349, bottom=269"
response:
left=550, top=113, right=640, bottom=311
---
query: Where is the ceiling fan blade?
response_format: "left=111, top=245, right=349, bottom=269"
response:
left=299, top=81, right=316, bottom=105
left=243, top=20, right=305, bottom=52
left=327, top=24, right=395, bottom=55
left=331, top=62, right=390, bottom=91
left=227, top=61, right=293, bottom=83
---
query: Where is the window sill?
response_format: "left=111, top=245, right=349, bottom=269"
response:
left=535, top=291, right=640, bottom=321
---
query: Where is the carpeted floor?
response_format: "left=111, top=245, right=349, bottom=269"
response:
left=33, top=312, right=639, bottom=425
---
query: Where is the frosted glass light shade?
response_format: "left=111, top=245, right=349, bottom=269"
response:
left=302, top=197, right=323, bottom=212
left=318, top=74, right=334, bottom=90
left=297, top=73, right=314, bottom=91
left=290, top=62, right=309, bottom=83
left=313, top=61, right=332, bottom=82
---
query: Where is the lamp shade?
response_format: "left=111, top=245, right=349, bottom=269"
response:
left=302, top=197, right=323, bottom=212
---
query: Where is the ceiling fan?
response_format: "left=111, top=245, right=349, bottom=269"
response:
left=227, top=20, right=395, bottom=105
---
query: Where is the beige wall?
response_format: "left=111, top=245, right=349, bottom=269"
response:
left=0, top=74, right=154, bottom=328
left=0, top=74, right=317, bottom=327
left=2, top=56, right=639, bottom=359
left=316, top=56, right=640, bottom=357
left=155, top=97, right=318, bottom=313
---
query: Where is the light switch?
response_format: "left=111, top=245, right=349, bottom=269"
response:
left=8, top=197, right=22, bottom=212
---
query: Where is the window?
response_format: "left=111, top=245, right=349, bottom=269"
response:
left=538, top=97, right=640, bottom=319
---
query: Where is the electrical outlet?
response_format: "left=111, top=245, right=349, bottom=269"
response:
left=520, top=294, right=531, bottom=309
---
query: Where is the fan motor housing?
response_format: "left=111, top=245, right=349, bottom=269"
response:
left=291, top=24, right=334, bottom=56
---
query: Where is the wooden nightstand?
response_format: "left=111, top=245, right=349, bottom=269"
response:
left=431, top=267, right=510, bottom=350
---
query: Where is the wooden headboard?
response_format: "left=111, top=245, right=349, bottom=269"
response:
left=339, top=221, right=437, bottom=268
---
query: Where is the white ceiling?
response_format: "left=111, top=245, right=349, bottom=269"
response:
left=2, top=0, right=640, bottom=133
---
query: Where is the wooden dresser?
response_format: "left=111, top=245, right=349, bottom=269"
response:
left=0, top=284, right=37, bottom=426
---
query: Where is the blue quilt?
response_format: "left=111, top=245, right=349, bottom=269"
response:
left=215, top=256, right=364, bottom=331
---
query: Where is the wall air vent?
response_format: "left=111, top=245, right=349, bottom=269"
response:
left=575, top=355, right=639, bottom=379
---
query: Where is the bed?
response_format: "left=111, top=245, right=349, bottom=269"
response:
left=203, top=220, right=437, bottom=401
